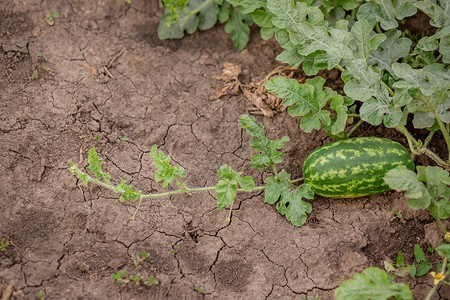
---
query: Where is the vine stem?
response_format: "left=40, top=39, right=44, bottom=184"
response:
left=433, top=113, right=450, bottom=163
left=395, top=125, right=449, bottom=168
left=436, top=218, right=448, bottom=234
left=71, top=166, right=268, bottom=219
left=425, top=258, right=448, bottom=300
left=347, top=119, right=364, bottom=136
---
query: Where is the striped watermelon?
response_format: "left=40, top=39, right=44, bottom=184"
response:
left=302, top=137, right=415, bottom=198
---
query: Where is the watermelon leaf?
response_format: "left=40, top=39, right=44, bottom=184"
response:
left=150, top=145, right=187, bottom=189
left=88, top=147, right=111, bottom=184
left=334, top=267, right=414, bottom=300
left=114, top=180, right=142, bottom=202
left=384, top=166, right=432, bottom=209
left=238, top=114, right=289, bottom=169
left=385, top=165, right=450, bottom=219
left=158, top=0, right=220, bottom=40
left=265, top=170, right=314, bottom=227
left=265, top=76, right=350, bottom=134
left=215, top=164, right=255, bottom=209
left=219, top=3, right=253, bottom=51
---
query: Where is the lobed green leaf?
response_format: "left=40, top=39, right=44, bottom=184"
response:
left=158, top=0, right=219, bottom=40
left=215, top=164, right=255, bottom=209
left=150, top=145, right=187, bottom=189
left=220, top=4, right=253, bottom=51
left=88, top=147, right=111, bottom=184
left=357, top=0, right=417, bottom=31
left=114, top=180, right=142, bottom=202
left=334, top=267, right=414, bottom=300
left=384, top=166, right=432, bottom=209
left=238, top=114, right=289, bottom=169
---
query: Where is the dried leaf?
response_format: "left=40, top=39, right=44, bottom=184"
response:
left=215, top=62, right=241, bottom=82
left=243, top=88, right=274, bottom=117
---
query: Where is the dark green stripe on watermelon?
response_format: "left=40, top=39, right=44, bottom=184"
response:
left=302, top=137, right=415, bottom=198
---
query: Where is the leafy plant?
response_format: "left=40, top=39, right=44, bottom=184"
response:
left=70, top=114, right=314, bottom=226
left=110, top=250, right=158, bottom=289
left=0, top=237, right=9, bottom=252
left=334, top=267, right=414, bottom=300
left=36, top=290, right=45, bottom=300
left=193, top=285, right=206, bottom=294
left=384, top=245, right=433, bottom=278
left=45, top=12, right=59, bottom=26
left=384, top=165, right=450, bottom=232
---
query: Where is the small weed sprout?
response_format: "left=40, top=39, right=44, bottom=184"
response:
left=144, top=275, right=158, bottom=287
left=111, top=251, right=158, bottom=289
left=0, top=237, right=9, bottom=252
left=193, top=285, right=206, bottom=294
left=45, top=12, right=59, bottom=26
left=37, top=290, right=45, bottom=300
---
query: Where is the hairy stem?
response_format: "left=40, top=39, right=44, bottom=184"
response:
left=434, top=114, right=450, bottom=163
left=347, top=119, right=364, bottom=136
left=395, top=125, right=449, bottom=167
left=436, top=218, right=448, bottom=234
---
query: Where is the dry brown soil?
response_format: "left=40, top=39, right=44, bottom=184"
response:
left=0, top=0, right=449, bottom=299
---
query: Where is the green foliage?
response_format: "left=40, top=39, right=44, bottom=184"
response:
left=219, top=3, right=253, bottom=51
left=111, top=251, right=158, bottom=288
left=37, top=290, right=45, bottom=300
left=265, top=171, right=314, bottom=226
left=215, top=164, right=255, bottom=209
left=436, top=243, right=450, bottom=260
left=265, top=76, right=351, bottom=134
left=238, top=114, right=289, bottom=169
left=144, top=275, right=159, bottom=286
left=88, top=147, right=111, bottom=184
left=194, top=285, right=206, bottom=294
left=45, top=12, right=59, bottom=26
left=158, top=0, right=219, bottom=40
left=114, top=180, right=141, bottom=202
left=0, top=237, right=9, bottom=252
left=384, top=165, right=450, bottom=220
left=334, top=267, right=413, bottom=300
left=150, top=145, right=187, bottom=189
left=357, top=0, right=417, bottom=30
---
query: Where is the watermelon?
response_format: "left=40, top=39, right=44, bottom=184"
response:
left=302, top=137, right=415, bottom=198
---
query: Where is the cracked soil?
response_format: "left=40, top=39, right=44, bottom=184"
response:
left=1, top=0, right=449, bottom=299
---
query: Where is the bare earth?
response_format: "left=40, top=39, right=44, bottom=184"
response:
left=1, top=0, right=449, bottom=299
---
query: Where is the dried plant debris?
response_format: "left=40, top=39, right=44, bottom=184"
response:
left=212, top=63, right=299, bottom=117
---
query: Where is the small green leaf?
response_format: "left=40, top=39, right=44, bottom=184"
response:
left=114, top=180, right=141, bottom=202
left=158, top=0, right=219, bottom=39
left=369, top=30, right=412, bottom=75
left=150, top=145, right=186, bottom=189
left=414, top=244, right=426, bottom=263
left=264, top=171, right=314, bottom=227
left=384, top=166, right=432, bottom=209
left=415, top=261, right=432, bottom=277
left=436, top=244, right=450, bottom=260
left=215, top=164, right=254, bottom=209
left=238, top=114, right=289, bottom=169
left=265, top=76, right=340, bottom=133
left=357, top=0, right=417, bottom=31
left=334, top=267, right=414, bottom=300
left=408, top=264, right=416, bottom=278
left=88, top=147, right=111, bottom=183
left=225, top=0, right=265, bottom=14
left=215, top=179, right=237, bottom=209
left=264, top=171, right=291, bottom=204
left=220, top=4, right=253, bottom=51
left=396, top=252, right=404, bottom=266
